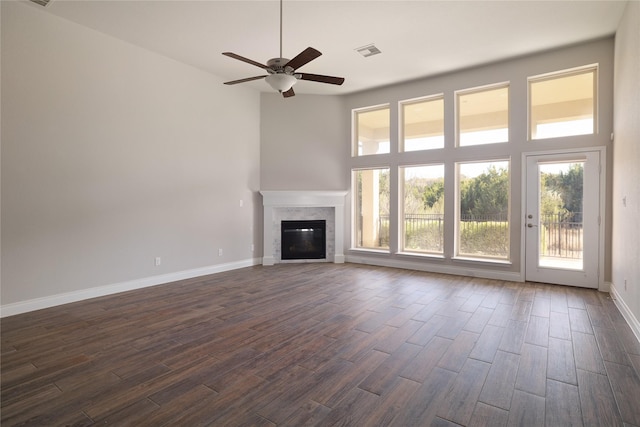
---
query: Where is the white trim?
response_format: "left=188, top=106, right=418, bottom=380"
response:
left=260, top=190, right=348, bottom=266
left=521, top=146, right=607, bottom=290
left=610, top=283, right=640, bottom=345
left=0, top=258, right=261, bottom=318
left=346, top=255, right=522, bottom=282
left=262, top=256, right=275, bottom=266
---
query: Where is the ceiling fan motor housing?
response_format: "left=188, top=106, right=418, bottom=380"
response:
left=267, top=58, right=292, bottom=74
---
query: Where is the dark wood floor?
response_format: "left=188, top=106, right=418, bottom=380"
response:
left=2, top=263, right=640, bottom=426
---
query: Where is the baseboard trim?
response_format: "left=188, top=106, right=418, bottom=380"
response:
left=0, top=258, right=262, bottom=318
left=610, top=283, right=640, bottom=344
left=262, top=256, right=275, bottom=266
left=345, top=254, right=522, bottom=282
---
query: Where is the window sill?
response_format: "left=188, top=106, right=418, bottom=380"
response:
left=396, top=252, right=445, bottom=260
left=349, top=248, right=390, bottom=255
left=452, top=256, right=512, bottom=266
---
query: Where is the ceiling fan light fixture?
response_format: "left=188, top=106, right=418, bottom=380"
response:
left=265, top=73, right=297, bottom=92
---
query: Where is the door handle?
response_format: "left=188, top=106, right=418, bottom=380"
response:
left=527, top=223, right=537, bottom=228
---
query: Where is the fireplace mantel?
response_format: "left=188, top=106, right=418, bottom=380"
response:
left=260, top=190, right=348, bottom=266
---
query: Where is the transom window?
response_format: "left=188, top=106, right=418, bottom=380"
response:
left=529, top=66, right=597, bottom=140
left=457, top=84, right=509, bottom=147
left=400, top=96, right=444, bottom=152
left=353, top=105, right=390, bottom=156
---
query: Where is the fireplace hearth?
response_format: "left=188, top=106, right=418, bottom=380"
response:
left=281, top=220, right=326, bottom=260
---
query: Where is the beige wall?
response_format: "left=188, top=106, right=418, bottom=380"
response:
left=260, top=93, right=348, bottom=191
left=1, top=2, right=261, bottom=308
left=612, top=0, right=640, bottom=332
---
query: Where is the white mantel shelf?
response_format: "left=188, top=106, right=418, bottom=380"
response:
left=260, top=190, right=348, bottom=266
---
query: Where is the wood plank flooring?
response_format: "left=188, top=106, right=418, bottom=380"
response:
left=2, top=263, right=640, bottom=426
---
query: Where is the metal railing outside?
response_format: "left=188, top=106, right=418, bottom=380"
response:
left=365, top=212, right=582, bottom=260
left=539, top=212, right=583, bottom=259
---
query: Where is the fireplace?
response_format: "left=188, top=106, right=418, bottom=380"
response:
left=260, top=191, right=348, bottom=265
left=281, top=220, right=326, bottom=260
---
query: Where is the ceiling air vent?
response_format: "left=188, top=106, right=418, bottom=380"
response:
left=355, top=44, right=382, bottom=58
left=29, top=0, right=53, bottom=7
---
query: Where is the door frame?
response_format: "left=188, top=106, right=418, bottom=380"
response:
left=520, top=146, right=607, bottom=290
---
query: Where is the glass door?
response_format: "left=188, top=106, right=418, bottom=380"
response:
left=525, top=151, right=601, bottom=288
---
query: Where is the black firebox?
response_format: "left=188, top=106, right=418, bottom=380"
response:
left=281, top=220, right=326, bottom=260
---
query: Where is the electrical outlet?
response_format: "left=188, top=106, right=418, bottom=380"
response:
left=155, top=257, right=161, bottom=266
left=251, top=244, right=255, bottom=252
left=239, top=199, right=244, bottom=207
left=218, top=248, right=223, bottom=257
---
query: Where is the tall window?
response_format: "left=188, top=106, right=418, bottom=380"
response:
left=400, top=96, right=444, bottom=151
left=457, top=84, right=509, bottom=146
left=529, top=66, right=596, bottom=140
left=354, top=106, right=390, bottom=156
left=353, top=168, right=390, bottom=250
left=400, top=164, right=445, bottom=254
left=456, top=161, right=510, bottom=260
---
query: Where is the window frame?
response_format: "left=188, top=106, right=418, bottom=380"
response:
left=399, top=94, right=445, bottom=153
left=351, top=167, right=391, bottom=252
left=527, top=64, right=598, bottom=141
left=454, top=159, right=512, bottom=262
left=352, top=104, right=391, bottom=157
left=455, top=82, right=510, bottom=148
left=398, top=163, right=446, bottom=256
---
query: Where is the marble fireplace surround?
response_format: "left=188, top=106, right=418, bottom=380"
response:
left=260, top=191, right=348, bottom=266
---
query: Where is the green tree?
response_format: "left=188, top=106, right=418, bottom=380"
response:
left=460, top=166, right=509, bottom=217
left=542, top=164, right=583, bottom=214
left=422, top=179, right=444, bottom=210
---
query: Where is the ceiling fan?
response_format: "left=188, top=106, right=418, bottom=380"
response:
left=222, top=0, right=345, bottom=98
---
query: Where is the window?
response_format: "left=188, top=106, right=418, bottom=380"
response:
left=353, top=168, right=390, bottom=250
left=457, top=84, right=509, bottom=146
left=354, top=106, right=390, bottom=156
left=456, top=160, right=510, bottom=260
left=400, top=96, right=444, bottom=151
left=529, top=66, right=596, bottom=140
left=400, top=164, right=445, bottom=254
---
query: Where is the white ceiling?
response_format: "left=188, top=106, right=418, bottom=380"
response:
left=34, top=0, right=628, bottom=96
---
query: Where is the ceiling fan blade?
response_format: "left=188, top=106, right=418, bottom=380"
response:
left=222, top=52, right=270, bottom=70
left=282, top=87, right=295, bottom=98
left=223, top=75, right=268, bottom=85
left=285, top=47, right=322, bottom=70
left=299, top=73, right=345, bottom=85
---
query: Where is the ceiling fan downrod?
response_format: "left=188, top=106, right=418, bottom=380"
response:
left=279, top=0, right=283, bottom=59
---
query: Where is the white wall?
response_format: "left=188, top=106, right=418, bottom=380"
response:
left=1, top=2, right=261, bottom=312
left=260, top=93, right=348, bottom=191
left=612, top=0, right=640, bottom=336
